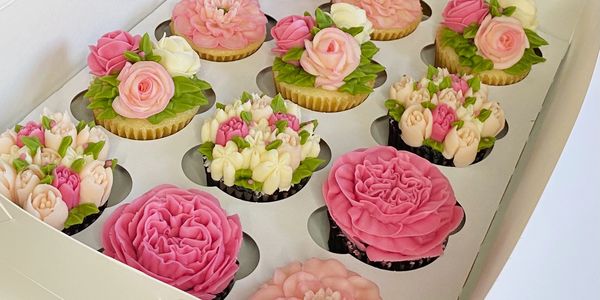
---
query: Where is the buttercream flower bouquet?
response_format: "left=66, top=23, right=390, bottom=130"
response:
left=0, top=110, right=115, bottom=235
left=386, top=66, right=506, bottom=167
left=436, top=0, right=548, bottom=85
left=198, top=92, right=323, bottom=202
left=85, top=30, right=211, bottom=140
left=271, top=3, right=385, bottom=112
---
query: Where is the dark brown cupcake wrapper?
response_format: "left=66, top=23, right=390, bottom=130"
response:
left=62, top=201, right=108, bottom=236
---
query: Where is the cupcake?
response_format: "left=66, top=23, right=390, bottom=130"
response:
left=0, top=110, right=115, bottom=235
left=198, top=92, right=323, bottom=202
left=323, top=146, right=464, bottom=271
left=171, top=0, right=267, bottom=62
left=271, top=4, right=384, bottom=112
left=85, top=30, right=211, bottom=140
left=102, top=184, right=242, bottom=299
left=332, top=0, right=423, bottom=40
left=250, top=258, right=382, bottom=299
left=436, top=0, right=548, bottom=85
left=386, top=66, right=506, bottom=167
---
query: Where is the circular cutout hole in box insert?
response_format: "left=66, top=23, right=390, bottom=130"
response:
left=236, top=232, right=260, bottom=280
left=318, top=2, right=431, bottom=22
left=182, top=145, right=209, bottom=186
left=106, top=164, right=133, bottom=207
left=420, top=43, right=435, bottom=66
left=265, top=14, right=277, bottom=42
left=155, top=20, right=172, bottom=40
left=315, top=139, right=332, bottom=172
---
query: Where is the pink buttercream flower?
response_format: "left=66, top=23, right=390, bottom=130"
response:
left=431, top=104, right=457, bottom=142
left=300, top=28, right=361, bottom=90
left=16, top=121, right=45, bottom=147
left=102, top=185, right=242, bottom=299
left=172, top=0, right=267, bottom=50
left=475, top=16, right=530, bottom=69
left=271, top=15, right=315, bottom=56
left=442, top=0, right=490, bottom=33
left=87, top=30, right=141, bottom=76
left=215, top=116, right=249, bottom=146
left=250, top=258, right=382, bottom=300
left=112, top=61, right=174, bottom=119
left=268, top=113, right=300, bottom=131
left=52, top=166, right=81, bottom=210
left=334, top=0, right=421, bottom=29
left=323, top=146, right=464, bottom=262
left=451, top=74, right=469, bottom=95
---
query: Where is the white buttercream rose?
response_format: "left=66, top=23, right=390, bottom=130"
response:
left=251, top=95, right=274, bottom=122
left=43, top=111, right=77, bottom=152
left=437, top=89, right=463, bottom=110
left=33, top=147, right=62, bottom=167
left=480, top=101, right=506, bottom=137
left=79, top=160, right=113, bottom=207
left=24, top=184, right=69, bottom=230
left=76, top=126, right=110, bottom=160
left=210, top=141, right=244, bottom=186
left=248, top=119, right=274, bottom=144
left=390, top=75, right=415, bottom=106
left=405, top=88, right=431, bottom=108
left=0, top=160, right=16, bottom=202
left=443, top=121, right=481, bottom=167
left=330, top=3, right=374, bottom=44
left=400, top=104, right=433, bottom=147
left=15, top=165, right=43, bottom=207
left=154, top=35, right=201, bottom=77
left=274, top=128, right=302, bottom=169
left=498, top=0, right=538, bottom=30
left=0, top=130, right=17, bottom=155
left=252, top=150, right=293, bottom=195
left=1, top=145, right=33, bottom=165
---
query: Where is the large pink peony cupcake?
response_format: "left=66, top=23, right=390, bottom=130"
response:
left=323, top=146, right=464, bottom=271
left=102, top=184, right=242, bottom=299
left=250, top=258, right=382, bottom=300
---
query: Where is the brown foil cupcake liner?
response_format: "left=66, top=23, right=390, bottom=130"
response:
left=93, top=107, right=198, bottom=140
left=274, top=74, right=371, bottom=112
left=434, top=27, right=530, bottom=86
left=62, top=201, right=107, bottom=236
left=371, top=16, right=422, bottom=41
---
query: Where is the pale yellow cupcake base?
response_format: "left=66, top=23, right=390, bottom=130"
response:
left=371, top=16, right=422, bottom=41
left=93, top=107, right=198, bottom=140
left=170, top=22, right=264, bottom=62
left=434, top=27, right=530, bottom=86
left=274, top=72, right=372, bottom=112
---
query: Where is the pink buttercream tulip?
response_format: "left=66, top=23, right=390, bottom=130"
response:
left=102, top=185, right=242, bottom=299
left=271, top=15, right=315, bottom=55
left=268, top=113, right=300, bottom=131
left=334, top=0, right=422, bottom=29
left=430, top=104, right=457, bottom=142
left=300, top=28, right=361, bottom=90
left=451, top=74, right=469, bottom=94
left=87, top=30, right=141, bottom=76
left=16, top=121, right=45, bottom=147
left=442, top=0, right=490, bottom=33
left=215, top=116, right=249, bottom=146
left=475, top=16, right=529, bottom=69
left=52, top=166, right=81, bottom=210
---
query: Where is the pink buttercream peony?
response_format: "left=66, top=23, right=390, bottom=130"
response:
left=215, top=116, right=249, bottom=146
left=442, top=0, right=490, bottom=33
left=300, top=28, right=361, bottom=90
left=112, top=61, right=174, bottom=119
left=102, top=185, right=242, bottom=299
left=271, top=15, right=315, bottom=56
left=250, top=258, right=382, bottom=300
left=323, top=146, right=464, bottom=262
left=16, top=121, right=45, bottom=147
left=87, top=30, right=141, bottom=76
left=334, top=0, right=422, bottom=29
left=52, top=166, right=81, bottom=210
left=430, top=104, right=457, bottom=142
left=172, top=0, right=267, bottom=50
left=475, top=16, right=529, bottom=69
left=451, top=74, right=469, bottom=95
left=268, top=113, right=300, bottom=131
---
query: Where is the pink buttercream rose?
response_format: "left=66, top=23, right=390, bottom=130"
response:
left=300, top=28, right=361, bottom=90
left=52, top=166, right=80, bottom=210
left=323, top=146, right=464, bottom=262
left=431, top=104, right=457, bottom=142
left=87, top=30, right=141, bottom=77
left=250, top=258, right=382, bottom=300
left=215, top=116, right=249, bottom=146
left=442, top=0, right=490, bottom=33
left=172, top=0, right=267, bottom=50
left=16, top=121, right=45, bottom=147
left=451, top=74, right=469, bottom=94
left=112, top=61, right=174, bottom=119
left=475, top=16, right=529, bottom=69
left=268, top=113, right=300, bottom=131
left=102, top=185, right=242, bottom=299
left=334, top=0, right=421, bottom=29
left=271, top=15, right=315, bottom=56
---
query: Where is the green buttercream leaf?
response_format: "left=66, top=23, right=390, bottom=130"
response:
left=12, top=158, right=29, bottom=174
left=341, top=26, right=364, bottom=36
left=147, top=109, right=176, bottom=124
left=85, top=76, right=119, bottom=101
left=451, top=120, right=465, bottom=130
left=231, top=136, right=250, bottom=150
left=40, top=175, right=53, bottom=185
left=57, top=136, right=73, bottom=158
left=439, top=76, right=452, bottom=90
left=310, top=27, right=321, bottom=36
left=86, top=99, right=112, bottom=110
left=14, top=124, right=22, bottom=132
left=463, top=23, right=479, bottom=39
left=240, top=111, right=252, bottom=124
left=300, top=157, right=324, bottom=171
left=357, top=62, right=385, bottom=74
left=304, top=11, right=311, bottom=17
left=109, top=159, right=118, bottom=170
left=140, top=33, right=153, bottom=57
left=272, top=58, right=316, bottom=87
left=524, top=29, right=549, bottom=48
left=282, top=47, right=304, bottom=63
left=96, top=107, right=118, bottom=120
left=75, top=120, right=87, bottom=133
left=384, top=99, right=398, bottom=110
left=235, top=169, right=253, bottom=180
left=478, top=136, right=496, bottom=151
left=427, top=81, right=439, bottom=96
left=502, top=6, right=516, bottom=16
left=291, top=157, right=324, bottom=185
left=489, top=0, right=502, bottom=17
left=315, top=8, right=334, bottom=29
left=423, top=138, right=444, bottom=153
left=42, top=116, right=52, bottom=130
left=21, top=136, right=41, bottom=156
left=240, top=91, right=253, bottom=103
left=339, top=79, right=373, bottom=95
left=83, top=141, right=105, bottom=160
left=270, top=94, right=287, bottom=113
left=198, top=142, right=215, bottom=160
left=41, top=164, right=57, bottom=176
left=467, top=77, right=481, bottom=92
left=216, top=102, right=226, bottom=110
left=477, top=109, right=492, bottom=122
left=503, top=48, right=544, bottom=75
left=64, top=203, right=100, bottom=229
left=145, top=54, right=162, bottom=63
left=300, top=120, right=318, bottom=130
left=472, top=58, right=494, bottom=73
left=266, top=139, right=283, bottom=151
left=360, top=41, right=379, bottom=59
left=463, top=97, right=477, bottom=108
left=98, top=75, right=119, bottom=87
left=299, top=130, right=310, bottom=145
left=234, top=178, right=263, bottom=192
left=275, top=120, right=288, bottom=134
left=70, top=158, right=86, bottom=173
left=427, top=65, right=438, bottom=80
left=124, top=51, right=142, bottom=63
left=421, top=101, right=437, bottom=110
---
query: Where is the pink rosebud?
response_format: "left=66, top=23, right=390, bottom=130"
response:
left=271, top=15, right=315, bottom=56
left=268, top=113, right=300, bottom=131
left=52, top=166, right=81, bottom=210
left=16, top=121, right=45, bottom=147
left=475, top=16, right=529, bottom=69
left=431, top=104, right=457, bottom=142
left=442, top=0, right=490, bottom=33
left=451, top=74, right=469, bottom=95
left=215, top=117, right=249, bottom=146
left=87, top=30, right=141, bottom=77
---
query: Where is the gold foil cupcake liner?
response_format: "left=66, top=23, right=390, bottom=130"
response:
left=93, top=107, right=198, bottom=140
left=371, top=16, right=422, bottom=41
left=434, top=28, right=530, bottom=86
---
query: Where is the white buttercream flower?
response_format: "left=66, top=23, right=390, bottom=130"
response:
left=251, top=95, right=274, bottom=122
left=252, top=150, right=293, bottom=195
left=330, top=3, right=374, bottom=44
left=274, top=128, right=302, bottom=169
left=0, top=160, right=16, bottom=202
left=201, top=119, right=220, bottom=143
left=79, top=160, right=113, bottom=207
left=437, top=89, right=463, bottom=110
left=390, top=75, right=415, bottom=106
left=480, top=101, right=506, bottom=137
left=14, top=165, right=43, bottom=207
left=498, top=0, right=538, bottom=29
left=24, top=184, right=69, bottom=230
left=43, top=110, right=77, bottom=152
left=33, top=147, right=62, bottom=167
left=443, top=121, right=481, bottom=167
left=400, top=104, right=433, bottom=147
left=210, top=141, right=244, bottom=186
left=76, top=126, right=110, bottom=160
left=405, top=88, right=431, bottom=108
left=0, top=130, right=17, bottom=155
left=154, top=34, right=201, bottom=77
left=1, top=145, right=33, bottom=165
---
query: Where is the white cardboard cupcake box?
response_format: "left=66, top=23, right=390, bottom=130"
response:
left=0, top=0, right=597, bottom=299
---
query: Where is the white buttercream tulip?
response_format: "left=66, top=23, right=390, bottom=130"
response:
left=201, top=119, right=220, bottom=143
left=498, top=0, right=538, bottom=29
left=480, top=101, right=506, bottom=137
left=248, top=119, right=274, bottom=144
left=76, top=126, right=110, bottom=160
left=1, top=145, right=33, bottom=165
left=443, top=122, right=481, bottom=167
left=241, top=145, right=266, bottom=170
left=61, top=147, right=92, bottom=169
left=389, top=75, right=415, bottom=106
left=33, top=147, right=62, bottom=167
left=224, top=100, right=252, bottom=118
left=286, top=101, right=302, bottom=119
left=210, top=141, right=244, bottom=186
left=465, top=86, right=488, bottom=111
left=405, top=88, right=432, bottom=108
left=251, top=95, right=274, bottom=122
left=252, top=150, right=293, bottom=195
left=24, top=184, right=68, bottom=230
left=14, top=165, right=43, bottom=207
left=43, top=111, right=77, bottom=152
left=0, top=160, right=16, bottom=202
left=0, top=130, right=17, bottom=155
left=79, top=160, right=113, bottom=207
left=399, top=104, right=433, bottom=147
left=432, top=68, right=451, bottom=84
left=330, top=3, right=374, bottom=44
left=274, top=128, right=302, bottom=169
left=154, top=35, right=201, bottom=77
left=437, top=89, right=463, bottom=110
